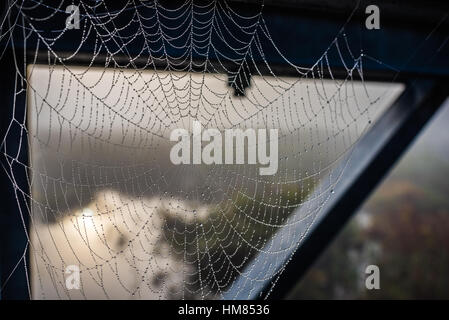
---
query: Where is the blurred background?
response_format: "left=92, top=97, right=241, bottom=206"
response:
left=289, top=99, right=449, bottom=299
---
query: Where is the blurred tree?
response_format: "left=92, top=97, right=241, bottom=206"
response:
left=288, top=159, right=449, bottom=299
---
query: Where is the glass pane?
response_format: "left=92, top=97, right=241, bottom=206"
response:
left=27, top=64, right=402, bottom=299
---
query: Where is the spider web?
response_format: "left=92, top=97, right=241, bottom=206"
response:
left=0, top=0, right=403, bottom=299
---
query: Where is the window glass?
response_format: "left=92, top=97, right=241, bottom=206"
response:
left=28, top=64, right=402, bottom=299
